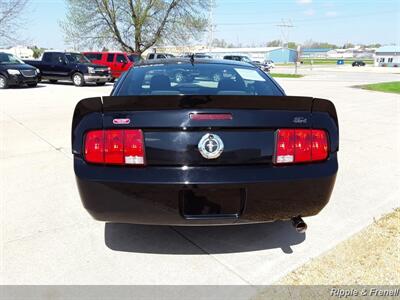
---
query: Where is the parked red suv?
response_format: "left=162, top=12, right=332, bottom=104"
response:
left=83, top=52, right=134, bottom=81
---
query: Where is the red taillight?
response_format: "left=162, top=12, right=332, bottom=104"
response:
left=295, top=129, right=312, bottom=162
left=84, top=130, right=104, bottom=163
left=84, top=129, right=145, bottom=166
left=311, top=129, right=329, bottom=162
left=275, top=129, right=328, bottom=164
left=105, top=130, right=124, bottom=164
left=123, top=129, right=145, bottom=165
left=275, top=129, right=295, bottom=163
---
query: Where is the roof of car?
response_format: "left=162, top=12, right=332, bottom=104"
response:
left=137, top=58, right=254, bottom=68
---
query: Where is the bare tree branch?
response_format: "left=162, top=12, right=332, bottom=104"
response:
left=61, top=0, right=209, bottom=54
left=0, top=0, right=29, bottom=44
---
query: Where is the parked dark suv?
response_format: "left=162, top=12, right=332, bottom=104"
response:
left=25, top=51, right=111, bottom=86
left=0, top=52, right=40, bottom=89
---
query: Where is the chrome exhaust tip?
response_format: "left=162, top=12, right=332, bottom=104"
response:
left=291, top=216, right=307, bottom=233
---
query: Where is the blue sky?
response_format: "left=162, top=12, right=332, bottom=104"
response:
left=22, top=0, right=399, bottom=49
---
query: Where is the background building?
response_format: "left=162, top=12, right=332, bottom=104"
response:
left=148, top=46, right=298, bottom=63
left=374, top=46, right=400, bottom=67
left=0, top=46, right=34, bottom=59
left=327, top=47, right=375, bottom=59
left=264, top=47, right=297, bottom=63
left=301, top=48, right=331, bottom=58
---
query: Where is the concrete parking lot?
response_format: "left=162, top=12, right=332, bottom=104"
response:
left=1, top=67, right=399, bottom=285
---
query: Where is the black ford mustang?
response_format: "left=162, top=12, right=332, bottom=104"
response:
left=72, top=58, right=338, bottom=231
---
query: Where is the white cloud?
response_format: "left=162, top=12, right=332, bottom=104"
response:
left=303, top=9, right=316, bottom=16
left=297, top=0, right=312, bottom=4
left=325, top=11, right=338, bottom=17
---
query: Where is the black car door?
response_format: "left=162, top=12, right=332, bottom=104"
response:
left=40, top=53, right=53, bottom=77
left=52, top=53, right=70, bottom=78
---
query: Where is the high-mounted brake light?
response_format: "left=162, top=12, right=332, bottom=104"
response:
left=190, top=113, right=233, bottom=121
left=274, top=129, right=328, bottom=165
left=84, top=129, right=145, bottom=166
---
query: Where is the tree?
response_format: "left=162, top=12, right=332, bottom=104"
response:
left=30, top=46, right=44, bottom=59
left=367, top=43, right=381, bottom=48
left=343, top=42, right=354, bottom=49
left=0, top=0, right=29, bottom=43
left=303, top=39, right=338, bottom=49
left=267, top=40, right=281, bottom=47
left=61, top=0, right=209, bottom=54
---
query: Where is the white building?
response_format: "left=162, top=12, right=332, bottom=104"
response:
left=0, top=46, right=34, bottom=59
left=327, top=48, right=375, bottom=59
left=374, top=46, right=400, bottom=67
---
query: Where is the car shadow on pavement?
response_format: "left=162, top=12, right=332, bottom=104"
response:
left=104, top=220, right=305, bottom=254
left=6, top=84, right=46, bottom=89
left=42, top=81, right=111, bottom=87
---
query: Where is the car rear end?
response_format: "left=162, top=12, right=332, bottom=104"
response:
left=72, top=60, right=338, bottom=225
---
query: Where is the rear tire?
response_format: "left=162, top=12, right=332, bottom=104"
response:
left=72, top=73, right=85, bottom=87
left=96, top=82, right=106, bottom=86
left=0, top=75, right=8, bottom=89
left=28, top=82, right=38, bottom=88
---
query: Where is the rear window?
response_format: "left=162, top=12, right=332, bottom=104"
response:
left=117, top=63, right=283, bottom=96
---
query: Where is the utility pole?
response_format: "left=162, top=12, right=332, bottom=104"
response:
left=276, top=19, right=295, bottom=70
left=276, top=19, right=294, bottom=49
left=207, top=0, right=215, bottom=53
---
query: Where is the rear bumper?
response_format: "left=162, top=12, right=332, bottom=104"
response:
left=75, top=155, right=338, bottom=225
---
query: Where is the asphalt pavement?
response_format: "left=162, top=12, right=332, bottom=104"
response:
left=1, top=66, right=399, bottom=284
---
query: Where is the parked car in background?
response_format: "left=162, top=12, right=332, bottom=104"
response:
left=352, top=60, right=366, bottom=67
left=0, top=52, right=40, bottom=89
left=146, top=53, right=175, bottom=60
left=25, top=51, right=111, bottom=87
left=181, top=53, right=213, bottom=59
left=73, top=58, right=338, bottom=230
left=223, top=55, right=270, bottom=72
left=223, top=54, right=253, bottom=63
left=264, top=60, right=275, bottom=68
left=83, top=51, right=133, bottom=81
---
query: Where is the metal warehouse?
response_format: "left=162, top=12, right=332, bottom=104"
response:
left=374, top=46, right=400, bottom=67
left=203, top=47, right=297, bottom=63
left=264, top=47, right=297, bottom=63
left=301, top=48, right=331, bottom=58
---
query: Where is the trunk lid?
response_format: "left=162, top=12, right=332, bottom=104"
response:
left=101, top=95, right=314, bottom=166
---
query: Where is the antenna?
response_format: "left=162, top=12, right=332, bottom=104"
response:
left=276, top=19, right=295, bottom=49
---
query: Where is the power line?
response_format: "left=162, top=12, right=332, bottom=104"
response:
left=214, top=10, right=395, bottom=26
left=276, top=19, right=295, bottom=48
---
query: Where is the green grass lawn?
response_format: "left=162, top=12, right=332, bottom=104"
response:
left=358, top=81, right=400, bottom=94
left=270, top=73, right=304, bottom=78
